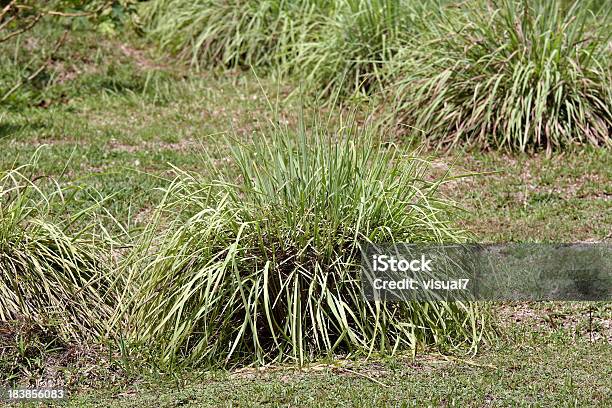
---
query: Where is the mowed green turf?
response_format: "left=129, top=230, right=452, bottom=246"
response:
left=1, top=26, right=610, bottom=407
left=10, top=317, right=612, bottom=407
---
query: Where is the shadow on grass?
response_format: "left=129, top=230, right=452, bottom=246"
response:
left=0, top=120, right=47, bottom=140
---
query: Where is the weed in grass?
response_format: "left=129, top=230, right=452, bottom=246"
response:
left=389, top=0, right=612, bottom=151
left=120, top=114, right=488, bottom=368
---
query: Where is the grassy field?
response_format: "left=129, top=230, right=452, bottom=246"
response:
left=2, top=31, right=609, bottom=241
left=1, top=8, right=610, bottom=407
left=62, top=324, right=612, bottom=407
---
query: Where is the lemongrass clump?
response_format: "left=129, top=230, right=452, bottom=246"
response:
left=140, top=0, right=324, bottom=69
left=123, top=116, right=487, bottom=367
left=0, top=162, right=118, bottom=342
left=389, top=0, right=611, bottom=151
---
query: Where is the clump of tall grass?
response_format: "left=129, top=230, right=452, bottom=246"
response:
left=288, top=0, right=448, bottom=98
left=389, top=0, right=611, bottom=151
left=123, top=116, right=487, bottom=367
left=140, top=0, right=324, bottom=69
left=141, top=0, right=446, bottom=97
left=290, top=0, right=406, bottom=97
left=0, top=162, right=118, bottom=342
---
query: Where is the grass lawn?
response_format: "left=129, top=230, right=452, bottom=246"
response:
left=1, top=26, right=610, bottom=407
left=6, top=304, right=612, bottom=407
left=64, top=330, right=612, bottom=407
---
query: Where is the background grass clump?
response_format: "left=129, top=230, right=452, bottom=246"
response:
left=140, top=0, right=325, bottom=70
left=141, top=0, right=444, bottom=97
left=140, top=0, right=611, bottom=151
left=289, top=0, right=405, bottom=97
left=0, top=160, right=118, bottom=343
left=389, top=0, right=612, bottom=151
left=121, top=116, right=487, bottom=368
left=288, top=0, right=448, bottom=98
